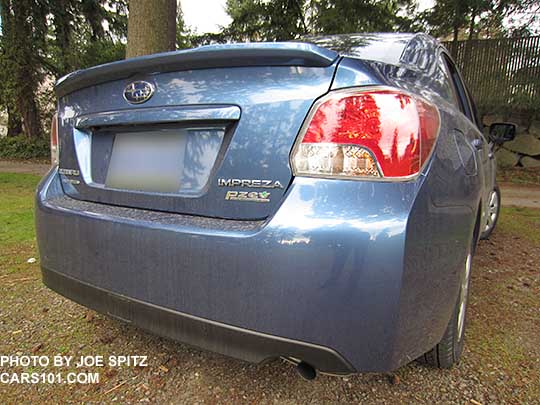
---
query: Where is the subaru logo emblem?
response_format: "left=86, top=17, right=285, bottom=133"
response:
left=123, top=80, right=154, bottom=104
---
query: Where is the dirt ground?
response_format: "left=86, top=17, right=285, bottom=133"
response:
left=499, top=182, right=540, bottom=209
left=0, top=160, right=51, bottom=177
left=0, top=169, right=539, bottom=403
left=1, top=215, right=539, bottom=403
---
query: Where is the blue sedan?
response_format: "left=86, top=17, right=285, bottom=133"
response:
left=36, top=33, right=515, bottom=378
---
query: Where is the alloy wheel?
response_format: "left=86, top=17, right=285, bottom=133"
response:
left=484, top=189, right=499, bottom=233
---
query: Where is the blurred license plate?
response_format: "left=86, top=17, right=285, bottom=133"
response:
left=106, top=131, right=187, bottom=193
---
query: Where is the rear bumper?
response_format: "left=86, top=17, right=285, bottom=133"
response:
left=42, top=266, right=354, bottom=373
left=36, top=168, right=473, bottom=373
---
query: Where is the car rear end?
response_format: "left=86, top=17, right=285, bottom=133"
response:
left=36, top=42, right=476, bottom=373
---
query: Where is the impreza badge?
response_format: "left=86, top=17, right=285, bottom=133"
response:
left=218, top=178, right=283, bottom=188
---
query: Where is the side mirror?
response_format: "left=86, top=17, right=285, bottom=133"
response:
left=488, top=122, right=516, bottom=145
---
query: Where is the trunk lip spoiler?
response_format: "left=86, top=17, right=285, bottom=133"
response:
left=55, top=42, right=339, bottom=98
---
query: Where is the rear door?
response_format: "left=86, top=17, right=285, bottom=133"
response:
left=440, top=53, right=493, bottom=209
left=57, top=44, right=339, bottom=220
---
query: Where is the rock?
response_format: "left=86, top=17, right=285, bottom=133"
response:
left=158, top=365, right=169, bottom=373
left=98, top=332, right=115, bottom=344
left=516, top=124, right=528, bottom=135
left=388, top=374, right=401, bottom=385
left=529, top=120, right=540, bottom=138
left=520, top=156, right=540, bottom=168
left=31, top=343, right=43, bottom=353
left=505, top=134, right=540, bottom=156
left=495, top=148, right=520, bottom=167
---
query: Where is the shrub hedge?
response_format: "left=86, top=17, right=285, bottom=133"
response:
left=0, top=135, right=50, bottom=160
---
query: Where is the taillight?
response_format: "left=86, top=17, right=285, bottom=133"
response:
left=50, top=113, right=59, bottom=166
left=291, top=88, right=440, bottom=180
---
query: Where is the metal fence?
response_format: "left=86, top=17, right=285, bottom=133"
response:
left=443, top=36, right=540, bottom=116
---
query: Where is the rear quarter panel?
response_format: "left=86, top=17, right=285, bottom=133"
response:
left=331, top=52, right=482, bottom=362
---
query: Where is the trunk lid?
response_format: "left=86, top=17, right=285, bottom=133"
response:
left=56, top=43, right=339, bottom=220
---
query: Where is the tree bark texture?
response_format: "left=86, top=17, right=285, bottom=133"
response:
left=7, top=0, right=45, bottom=138
left=6, top=106, right=23, bottom=137
left=126, top=0, right=177, bottom=58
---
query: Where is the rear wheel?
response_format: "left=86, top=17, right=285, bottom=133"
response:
left=422, top=250, right=472, bottom=368
left=480, top=185, right=500, bottom=240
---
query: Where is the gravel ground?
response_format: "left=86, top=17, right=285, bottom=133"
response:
left=0, top=170, right=539, bottom=403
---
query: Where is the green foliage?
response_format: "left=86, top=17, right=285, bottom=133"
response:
left=46, top=0, right=128, bottom=76
left=176, top=6, right=194, bottom=49
left=224, top=0, right=418, bottom=41
left=309, top=0, right=416, bottom=35
left=422, top=0, right=539, bottom=41
left=225, top=0, right=307, bottom=41
left=73, top=38, right=126, bottom=69
left=222, top=0, right=539, bottom=42
left=0, top=135, right=50, bottom=160
left=0, top=0, right=128, bottom=142
left=0, top=0, right=49, bottom=138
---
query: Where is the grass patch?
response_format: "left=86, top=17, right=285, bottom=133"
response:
left=0, top=173, right=41, bottom=246
left=499, top=206, right=540, bottom=244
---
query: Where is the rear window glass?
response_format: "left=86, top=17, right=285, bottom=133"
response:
left=301, top=34, right=412, bottom=65
left=435, top=55, right=461, bottom=108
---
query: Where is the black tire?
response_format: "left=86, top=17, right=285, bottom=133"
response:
left=422, top=249, right=472, bottom=368
left=480, top=185, right=501, bottom=240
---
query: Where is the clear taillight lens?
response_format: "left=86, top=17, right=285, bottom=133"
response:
left=291, top=88, right=440, bottom=180
left=50, top=113, right=59, bottom=166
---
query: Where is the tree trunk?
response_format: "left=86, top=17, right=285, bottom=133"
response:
left=126, top=0, right=177, bottom=58
left=291, top=0, right=308, bottom=35
left=10, top=0, right=45, bottom=138
left=452, top=0, right=460, bottom=44
left=18, top=96, right=41, bottom=139
left=468, top=9, right=476, bottom=40
left=6, top=107, right=22, bottom=137
left=52, top=0, right=73, bottom=76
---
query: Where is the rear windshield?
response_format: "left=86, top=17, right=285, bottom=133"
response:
left=300, top=33, right=413, bottom=65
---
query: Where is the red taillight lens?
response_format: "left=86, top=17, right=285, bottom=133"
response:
left=50, top=113, right=59, bottom=166
left=291, top=88, right=440, bottom=180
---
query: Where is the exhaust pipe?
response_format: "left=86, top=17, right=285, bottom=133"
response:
left=296, top=361, right=317, bottom=380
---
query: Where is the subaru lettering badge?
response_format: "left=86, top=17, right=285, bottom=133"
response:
left=123, top=81, right=155, bottom=104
